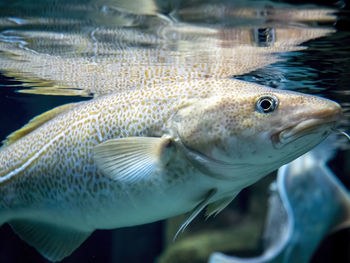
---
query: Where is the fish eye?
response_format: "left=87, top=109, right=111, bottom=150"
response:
left=256, top=96, right=278, bottom=113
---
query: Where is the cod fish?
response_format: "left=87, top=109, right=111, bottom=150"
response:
left=0, top=78, right=341, bottom=261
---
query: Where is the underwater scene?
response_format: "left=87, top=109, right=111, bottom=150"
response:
left=0, top=0, right=350, bottom=262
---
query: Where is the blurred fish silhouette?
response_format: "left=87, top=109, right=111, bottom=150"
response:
left=209, top=137, right=350, bottom=263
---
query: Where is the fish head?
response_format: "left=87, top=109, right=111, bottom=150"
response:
left=171, top=81, right=342, bottom=178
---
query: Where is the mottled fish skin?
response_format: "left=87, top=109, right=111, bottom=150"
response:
left=0, top=78, right=341, bottom=261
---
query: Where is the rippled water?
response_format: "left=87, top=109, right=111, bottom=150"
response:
left=0, top=0, right=349, bottom=262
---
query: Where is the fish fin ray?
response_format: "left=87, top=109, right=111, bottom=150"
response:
left=174, top=188, right=217, bottom=240
left=205, top=194, right=237, bottom=218
left=93, top=136, right=173, bottom=182
left=10, top=219, right=91, bottom=262
left=1, top=102, right=78, bottom=148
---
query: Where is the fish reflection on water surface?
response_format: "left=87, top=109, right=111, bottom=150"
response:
left=0, top=0, right=346, bottom=262
left=0, top=1, right=336, bottom=97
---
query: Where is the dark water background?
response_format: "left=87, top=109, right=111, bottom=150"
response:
left=0, top=0, right=350, bottom=262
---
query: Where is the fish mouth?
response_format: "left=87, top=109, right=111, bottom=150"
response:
left=272, top=118, right=337, bottom=147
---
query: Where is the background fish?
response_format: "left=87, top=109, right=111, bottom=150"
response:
left=209, top=136, right=350, bottom=263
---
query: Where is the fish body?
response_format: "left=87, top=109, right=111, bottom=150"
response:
left=0, top=78, right=341, bottom=261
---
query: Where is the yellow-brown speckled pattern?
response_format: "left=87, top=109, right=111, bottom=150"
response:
left=0, top=78, right=236, bottom=211
left=0, top=76, right=341, bottom=220
left=0, top=77, right=293, bottom=214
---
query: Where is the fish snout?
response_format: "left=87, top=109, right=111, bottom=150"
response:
left=274, top=98, right=342, bottom=146
left=312, top=99, right=342, bottom=123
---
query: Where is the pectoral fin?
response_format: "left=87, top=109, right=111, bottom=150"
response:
left=10, top=220, right=91, bottom=262
left=205, top=194, right=238, bottom=218
left=93, top=136, right=174, bottom=183
left=174, top=188, right=217, bottom=240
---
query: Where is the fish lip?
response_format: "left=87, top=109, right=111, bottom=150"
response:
left=271, top=118, right=337, bottom=147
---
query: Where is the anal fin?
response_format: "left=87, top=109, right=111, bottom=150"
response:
left=10, top=220, right=91, bottom=262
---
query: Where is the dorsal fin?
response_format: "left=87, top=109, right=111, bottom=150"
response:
left=2, top=102, right=78, bottom=147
